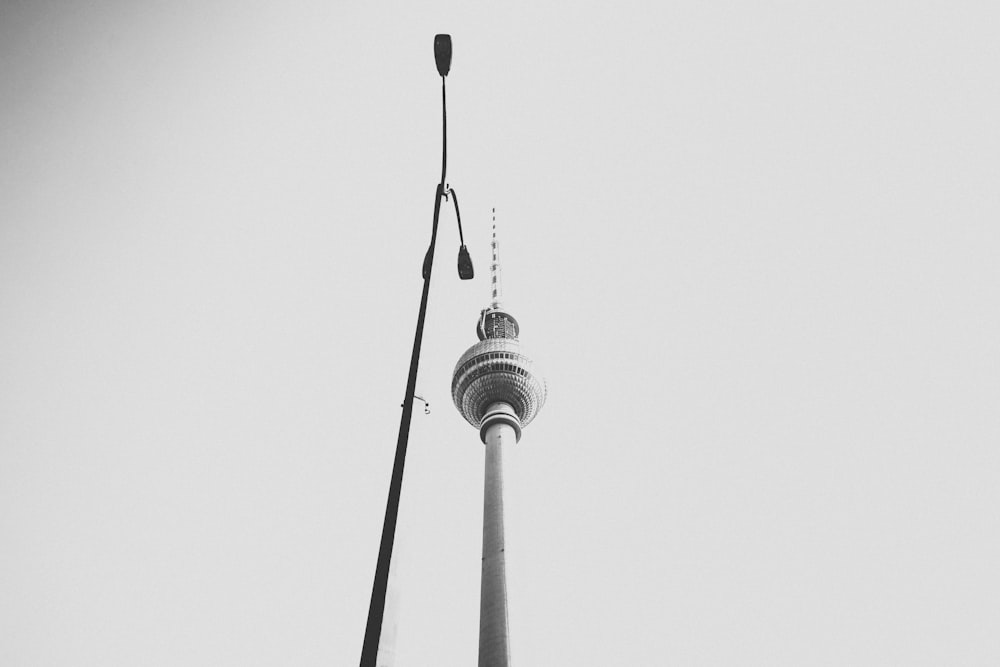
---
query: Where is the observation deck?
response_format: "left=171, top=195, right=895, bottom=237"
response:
left=451, top=320, right=546, bottom=433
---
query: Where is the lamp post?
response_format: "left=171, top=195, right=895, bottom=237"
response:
left=359, top=34, right=473, bottom=667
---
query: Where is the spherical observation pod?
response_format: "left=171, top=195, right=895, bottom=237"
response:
left=451, top=337, right=547, bottom=432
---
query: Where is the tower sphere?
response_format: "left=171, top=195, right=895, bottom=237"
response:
left=451, top=324, right=546, bottom=434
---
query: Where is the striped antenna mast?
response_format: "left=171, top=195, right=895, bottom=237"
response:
left=490, top=208, right=503, bottom=309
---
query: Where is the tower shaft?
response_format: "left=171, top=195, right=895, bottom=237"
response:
left=479, top=403, right=514, bottom=667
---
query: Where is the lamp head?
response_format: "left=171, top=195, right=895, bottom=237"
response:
left=457, top=244, right=474, bottom=280
left=434, top=34, right=452, bottom=77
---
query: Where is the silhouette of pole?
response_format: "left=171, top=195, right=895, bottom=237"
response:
left=359, top=35, right=470, bottom=667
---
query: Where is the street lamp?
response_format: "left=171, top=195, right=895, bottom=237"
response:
left=359, top=34, right=472, bottom=667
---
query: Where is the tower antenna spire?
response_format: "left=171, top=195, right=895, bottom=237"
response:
left=490, top=208, right=503, bottom=309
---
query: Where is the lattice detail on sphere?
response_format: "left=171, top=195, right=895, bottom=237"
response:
left=477, top=308, right=519, bottom=341
left=451, top=338, right=546, bottom=429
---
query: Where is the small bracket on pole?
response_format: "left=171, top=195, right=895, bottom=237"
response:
left=402, top=394, right=431, bottom=415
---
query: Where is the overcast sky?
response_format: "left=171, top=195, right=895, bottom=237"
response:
left=2, top=2, right=999, bottom=665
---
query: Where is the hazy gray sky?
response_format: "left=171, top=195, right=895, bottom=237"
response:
left=2, top=2, right=998, bottom=665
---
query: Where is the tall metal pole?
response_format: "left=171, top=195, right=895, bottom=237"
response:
left=360, top=35, right=459, bottom=667
left=359, top=189, right=440, bottom=667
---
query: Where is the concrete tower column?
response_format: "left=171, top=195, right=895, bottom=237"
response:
left=478, top=402, right=520, bottom=667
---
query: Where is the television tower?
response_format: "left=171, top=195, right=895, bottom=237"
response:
left=452, top=218, right=547, bottom=667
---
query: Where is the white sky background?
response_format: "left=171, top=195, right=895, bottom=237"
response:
left=2, top=1, right=999, bottom=665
